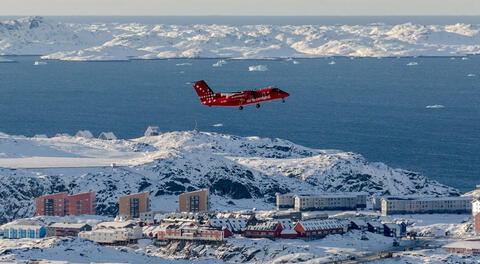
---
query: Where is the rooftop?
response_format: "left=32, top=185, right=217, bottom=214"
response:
left=383, top=196, right=472, bottom=202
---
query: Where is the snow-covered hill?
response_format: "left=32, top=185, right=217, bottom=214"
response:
left=0, top=130, right=458, bottom=223
left=0, top=17, right=479, bottom=60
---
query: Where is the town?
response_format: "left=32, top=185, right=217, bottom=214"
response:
left=1, top=184, right=480, bottom=261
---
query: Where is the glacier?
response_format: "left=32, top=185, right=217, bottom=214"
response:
left=0, top=130, right=458, bottom=223
left=0, top=17, right=479, bottom=61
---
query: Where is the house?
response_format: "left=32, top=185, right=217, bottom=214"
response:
left=383, top=223, right=406, bottom=237
left=294, top=219, right=348, bottom=240
left=0, top=221, right=46, bottom=239
left=157, top=222, right=227, bottom=242
left=243, top=221, right=283, bottom=239
left=142, top=225, right=164, bottom=238
left=208, top=218, right=248, bottom=234
left=46, top=222, right=92, bottom=237
left=118, top=192, right=150, bottom=219
left=139, top=210, right=164, bottom=224
left=277, top=219, right=298, bottom=239
left=178, top=189, right=210, bottom=213
left=144, top=126, right=160, bottom=137
left=350, top=219, right=368, bottom=231
left=35, top=191, right=96, bottom=216
left=78, top=220, right=143, bottom=245
left=98, top=132, right=117, bottom=140
left=442, top=240, right=480, bottom=255
left=75, top=130, right=94, bottom=138
left=367, top=222, right=384, bottom=234
left=162, top=212, right=207, bottom=224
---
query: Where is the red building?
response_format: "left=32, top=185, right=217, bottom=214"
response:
left=35, top=191, right=96, bottom=216
left=294, top=219, right=347, bottom=240
left=474, top=214, right=480, bottom=234
left=67, top=192, right=96, bottom=215
left=157, top=223, right=228, bottom=242
left=443, top=240, right=480, bottom=255
left=243, top=221, right=283, bottom=239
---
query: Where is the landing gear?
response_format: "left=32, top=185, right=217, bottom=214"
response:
left=282, top=98, right=286, bottom=103
left=239, top=106, right=244, bottom=110
left=256, top=103, right=261, bottom=109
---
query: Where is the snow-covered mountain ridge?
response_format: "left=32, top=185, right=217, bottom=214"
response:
left=0, top=17, right=479, bottom=60
left=0, top=130, right=458, bottom=223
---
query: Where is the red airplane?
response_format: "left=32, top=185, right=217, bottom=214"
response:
left=193, top=80, right=289, bottom=110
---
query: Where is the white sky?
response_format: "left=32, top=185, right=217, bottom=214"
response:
left=1, top=0, right=480, bottom=16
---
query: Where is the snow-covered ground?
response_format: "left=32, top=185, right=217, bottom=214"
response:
left=0, top=211, right=477, bottom=263
left=0, top=130, right=458, bottom=222
left=1, top=17, right=480, bottom=61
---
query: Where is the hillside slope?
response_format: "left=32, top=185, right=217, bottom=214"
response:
left=0, top=131, right=458, bottom=223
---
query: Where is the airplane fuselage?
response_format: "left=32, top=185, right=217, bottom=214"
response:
left=193, top=81, right=289, bottom=108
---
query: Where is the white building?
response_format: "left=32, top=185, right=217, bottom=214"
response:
left=276, top=193, right=367, bottom=211
left=98, top=132, right=117, bottom=140
left=75, top=130, right=94, bottom=138
left=139, top=210, right=163, bottom=224
left=78, top=220, right=142, bottom=244
left=144, top=126, right=160, bottom=137
left=380, top=196, right=472, bottom=216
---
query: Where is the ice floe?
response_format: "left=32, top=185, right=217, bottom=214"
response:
left=248, top=65, right=268, bottom=72
left=426, top=104, right=445, bottom=109
left=212, top=60, right=227, bottom=67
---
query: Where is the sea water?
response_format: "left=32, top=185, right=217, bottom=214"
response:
left=0, top=56, right=478, bottom=192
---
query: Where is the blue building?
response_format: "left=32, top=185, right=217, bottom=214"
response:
left=0, top=222, right=46, bottom=239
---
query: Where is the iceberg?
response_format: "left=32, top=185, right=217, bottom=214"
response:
left=212, top=60, right=227, bottom=67
left=328, top=61, right=336, bottom=65
left=34, top=61, right=47, bottom=65
left=426, top=104, right=445, bottom=109
left=406, top=62, right=419, bottom=66
left=248, top=65, right=268, bottom=72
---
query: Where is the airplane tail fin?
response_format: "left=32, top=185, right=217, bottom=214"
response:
left=193, top=80, right=214, bottom=99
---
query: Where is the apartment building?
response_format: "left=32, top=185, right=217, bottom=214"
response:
left=380, top=196, right=472, bottom=216
left=276, top=193, right=367, bottom=211
left=118, top=192, right=150, bottom=219
left=35, top=191, right=96, bottom=216
left=178, top=189, right=210, bottom=213
left=157, top=222, right=227, bottom=242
